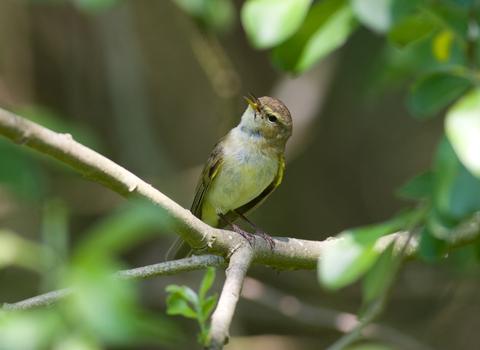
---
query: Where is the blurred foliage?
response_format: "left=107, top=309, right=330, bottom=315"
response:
left=247, top=0, right=480, bottom=346
left=172, top=0, right=236, bottom=33
left=241, top=0, right=313, bottom=49
left=0, top=203, right=177, bottom=349
left=1, top=0, right=480, bottom=348
left=318, top=221, right=400, bottom=291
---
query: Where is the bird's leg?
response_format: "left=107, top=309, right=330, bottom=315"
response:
left=233, top=210, right=276, bottom=251
left=218, top=212, right=256, bottom=246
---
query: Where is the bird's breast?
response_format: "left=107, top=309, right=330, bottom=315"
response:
left=204, top=132, right=279, bottom=215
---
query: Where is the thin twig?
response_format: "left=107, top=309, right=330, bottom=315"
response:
left=2, top=287, right=75, bottom=315
left=209, top=247, right=254, bottom=349
left=113, top=254, right=227, bottom=281
left=2, top=255, right=227, bottom=314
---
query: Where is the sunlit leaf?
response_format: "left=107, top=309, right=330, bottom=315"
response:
left=271, top=0, right=358, bottom=73
left=432, top=29, right=454, bottom=62
left=351, top=0, right=394, bottom=33
left=408, top=72, right=472, bottom=118
left=445, top=88, right=480, bottom=179
left=166, top=285, right=200, bottom=305
left=241, top=0, right=313, bottom=49
left=166, top=294, right=198, bottom=319
left=318, top=221, right=398, bottom=291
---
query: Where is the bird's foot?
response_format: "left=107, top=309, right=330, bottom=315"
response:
left=253, top=228, right=276, bottom=251
left=231, top=224, right=256, bottom=246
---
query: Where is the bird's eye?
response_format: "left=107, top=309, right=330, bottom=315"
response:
left=268, top=115, right=277, bottom=123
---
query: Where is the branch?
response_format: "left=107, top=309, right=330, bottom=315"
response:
left=0, top=106, right=210, bottom=250
left=1, top=107, right=480, bottom=271
left=2, top=287, right=75, bottom=314
left=209, top=247, right=254, bottom=349
left=2, top=255, right=227, bottom=314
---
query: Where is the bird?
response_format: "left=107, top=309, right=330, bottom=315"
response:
left=166, top=94, right=293, bottom=260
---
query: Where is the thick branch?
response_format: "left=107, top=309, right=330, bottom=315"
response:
left=209, top=247, right=254, bottom=349
left=1, top=107, right=480, bottom=271
left=0, top=107, right=209, bottom=250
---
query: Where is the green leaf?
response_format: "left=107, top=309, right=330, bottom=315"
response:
left=408, top=72, right=472, bottom=118
left=351, top=0, right=419, bottom=33
left=241, top=0, right=313, bottom=49
left=165, top=285, right=199, bottom=305
left=419, top=226, right=447, bottom=262
left=396, top=171, right=433, bottom=200
left=201, top=294, right=219, bottom=319
left=199, top=267, right=216, bottom=301
left=425, top=206, right=457, bottom=240
left=318, top=221, right=398, bottom=291
left=388, top=14, right=435, bottom=47
left=166, top=294, right=198, bottom=319
left=445, top=88, right=480, bottom=179
left=433, top=137, right=480, bottom=221
left=361, top=242, right=396, bottom=305
left=271, top=0, right=358, bottom=73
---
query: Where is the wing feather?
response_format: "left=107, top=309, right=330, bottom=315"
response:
left=190, top=138, right=225, bottom=218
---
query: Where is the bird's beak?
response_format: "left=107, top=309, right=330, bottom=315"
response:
left=244, top=93, right=261, bottom=113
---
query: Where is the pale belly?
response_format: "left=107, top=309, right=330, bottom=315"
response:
left=201, top=147, right=279, bottom=226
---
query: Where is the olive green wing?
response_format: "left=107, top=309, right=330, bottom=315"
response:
left=223, top=154, right=285, bottom=224
left=166, top=139, right=225, bottom=261
left=190, top=138, right=225, bottom=218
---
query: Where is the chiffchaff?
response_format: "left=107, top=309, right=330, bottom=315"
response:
left=166, top=94, right=292, bottom=260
